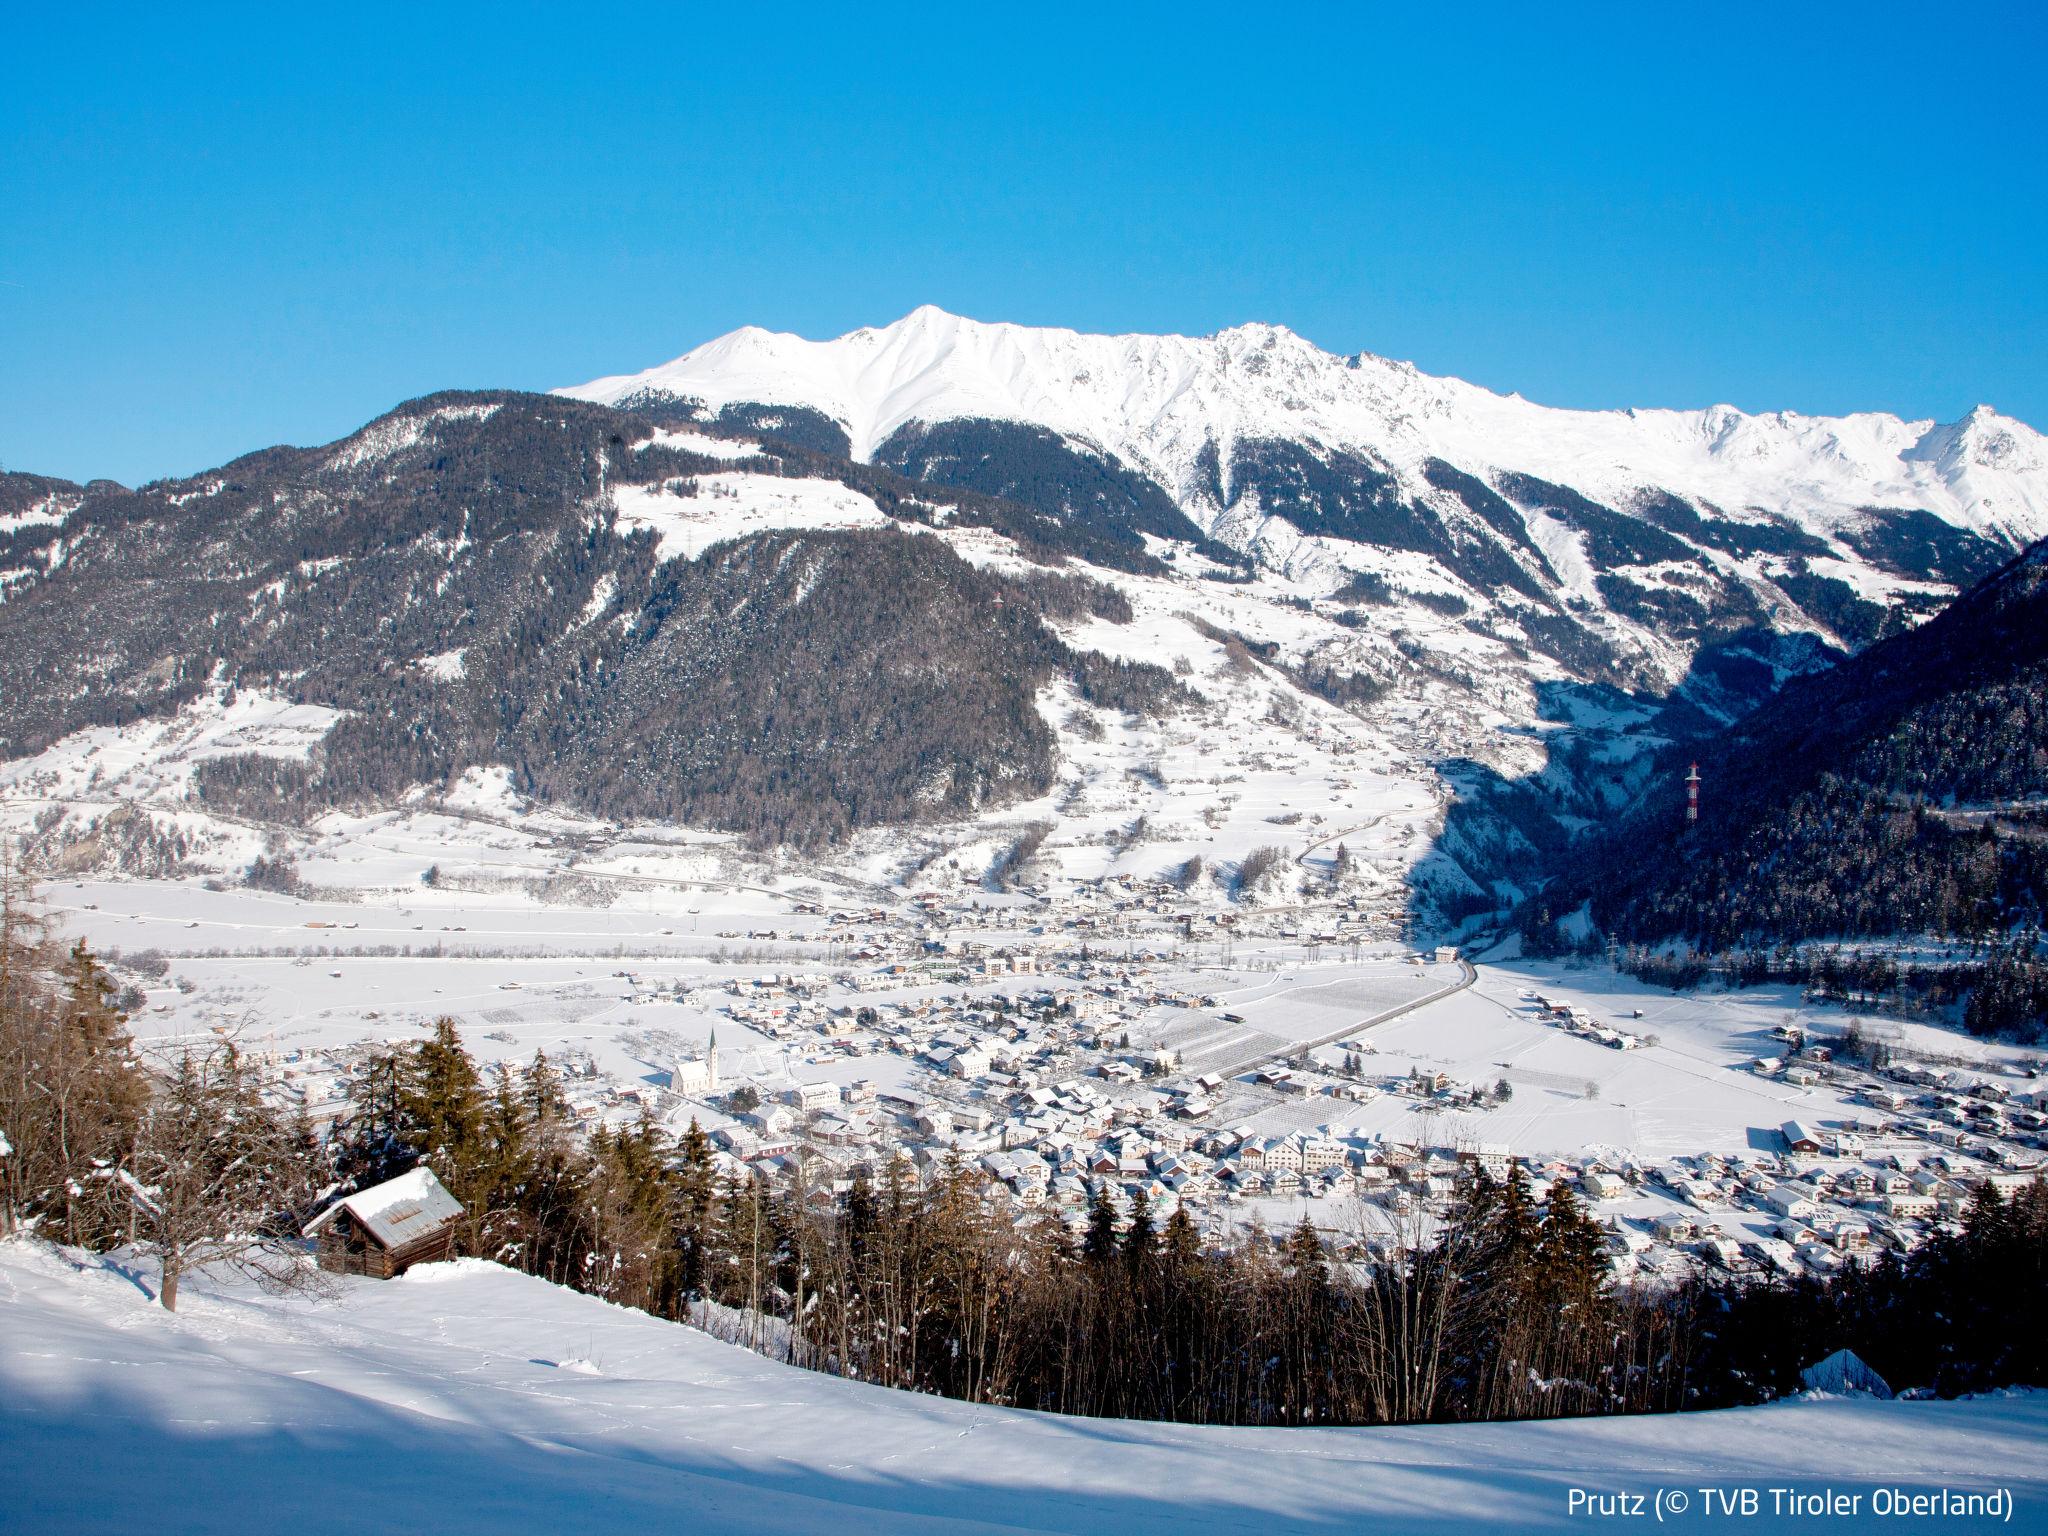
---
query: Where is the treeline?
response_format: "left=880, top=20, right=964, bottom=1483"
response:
left=1688, top=1180, right=2048, bottom=1401
left=1526, top=930, right=2048, bottom=1043
left=1584, top=778, right=2047, bottom=951
left=332, top=1018, right=1683, bottom=1425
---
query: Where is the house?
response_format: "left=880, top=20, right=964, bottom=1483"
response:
left=305, top=1166, right=464, bottom=1279
left=1238, top=1136, right=1299, bottom=1172
left=1302, top=1137, right=1347, bottom=1173
left=1583, top=1171, right=1629, bottom=1202
left=1652, top=1211, right=1698, bottom=1242
left=742, top=1105, right=795, bottom=1136
left=1458, top=1143, right=1512, bottom=1181
left=1761, top=1184, right=1818, bottom=1221
left=1987, top=1170, right=2046, bottom=1196
left=1781, top=1120, right=1824, bottom=1154
left=1701, top=1234, right=1749, bottom=1271
left=950, top=1044, right=995, bottom=1079
left=791, top=1080, right=842, bottom=1113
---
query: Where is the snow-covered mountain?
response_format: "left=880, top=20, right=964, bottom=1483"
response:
left=563, top=305, right=2048, bottom=549
left=4, top=311, right=2041, bottom=926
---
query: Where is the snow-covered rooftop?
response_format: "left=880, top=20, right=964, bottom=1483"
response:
left=304, top=1165, right=463, bottom=1249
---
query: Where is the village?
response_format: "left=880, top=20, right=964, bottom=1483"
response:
left=183, top=871, right=2048, bottom=1290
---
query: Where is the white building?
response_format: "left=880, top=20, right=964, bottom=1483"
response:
left=791, top=1080, right=841, bottom=1113
left=671, top=1030, right=720, bottom=1097
left=1301, top=1137, right=1346, bottom=1173
left=1761, top=1184, right=1818, bottom=1221
left=950, top=1044, right=995, bottom=1079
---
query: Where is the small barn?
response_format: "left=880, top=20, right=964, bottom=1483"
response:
left=305, top=1166, right=464, bottom=1279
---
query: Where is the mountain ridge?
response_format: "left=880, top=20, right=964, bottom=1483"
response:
left=560, top=306, right=2048, bottom=549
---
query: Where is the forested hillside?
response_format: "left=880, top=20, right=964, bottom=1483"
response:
left=0, top=392, right=1178, bottom=846
left=1528, top=542, right=2048, bottom=1036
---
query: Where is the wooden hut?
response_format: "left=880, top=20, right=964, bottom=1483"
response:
left=304, top=1166, right=464, bottom=1278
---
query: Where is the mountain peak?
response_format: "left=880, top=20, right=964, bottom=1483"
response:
left=558, top=312, right=2048, bottom=544
left=1212, top=319, right=1307, bottom=344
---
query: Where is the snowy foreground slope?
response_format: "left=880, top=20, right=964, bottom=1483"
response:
left=4, top=1241, right=2043, bottom=1536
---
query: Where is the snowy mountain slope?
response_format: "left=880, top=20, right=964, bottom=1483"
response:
left=4, top=317, right=2034, bottom=927
left=562, top=306, right=2048, bottom=548
left=1536, top=537, right=2048, bottom=966
left=0, top=380, right=1862, bottom=921
left=0, top=393, right=1208, bottom=852
left=6, top=1240, right=2044, bottom=1536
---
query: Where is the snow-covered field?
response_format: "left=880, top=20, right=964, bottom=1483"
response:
left=3, top=1239, right=2041, bottom=1536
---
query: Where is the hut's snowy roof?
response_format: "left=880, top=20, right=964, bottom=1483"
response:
left=304, top=1166, right=463, bottom=1250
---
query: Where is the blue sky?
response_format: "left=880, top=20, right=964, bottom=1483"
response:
left=4, top=3, right=2043, bottom=485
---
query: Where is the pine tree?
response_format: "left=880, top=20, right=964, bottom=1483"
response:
left=55, top=940, right=149, bottom=1243
left=1536, top=1179, right=1609, bottom=1317
left=582, top=1116, right=677, bottom=1311
left=1123, top=1186, right=1157, bottom=1275
left=1083, top=1184, right=1121, bottom=1265
left=396, top=1018, right=489, bottom=1243
left=514, top=1050, right=583, bottom=1283
left=333, top=1047, right=409, bottom=1190
left=673, top=1117, right=718, bottom=1302
left=1276, top=1217, right=1331, bottom=1422
left=477, top=1062, right=531, bottom=1263
left=1160, top=1204, right=1201, bottom=1277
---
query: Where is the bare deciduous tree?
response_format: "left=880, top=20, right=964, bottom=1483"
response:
left=129, top=1041, right=317, bottom=1310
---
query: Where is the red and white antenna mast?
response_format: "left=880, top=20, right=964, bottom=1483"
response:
left=1685, top=762, right=1701, bottom=824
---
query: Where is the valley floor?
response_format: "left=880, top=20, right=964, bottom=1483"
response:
left=2, top=1239, right=2042, bottom=1535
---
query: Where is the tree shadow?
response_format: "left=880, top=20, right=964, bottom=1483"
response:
left=1403, top=628, right=1838, bottom=945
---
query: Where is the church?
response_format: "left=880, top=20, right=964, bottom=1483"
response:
left=672, top=1029, right=719, bottom=1097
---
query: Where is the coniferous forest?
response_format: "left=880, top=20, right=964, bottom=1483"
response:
left=1526, top=542, right=2048, bottom=1040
